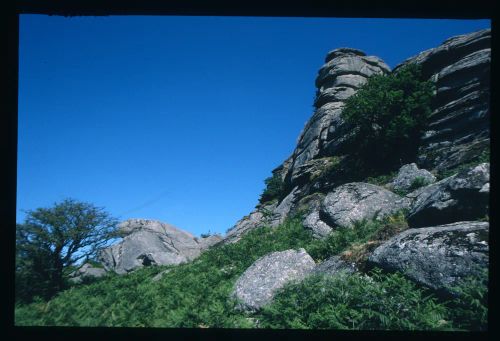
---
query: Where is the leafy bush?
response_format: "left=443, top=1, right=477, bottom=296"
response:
left=341, top=63, right=434, bottom=173
left=257, top=269, right=449, bottom=330
left=259, top=172, right=285, bottom=204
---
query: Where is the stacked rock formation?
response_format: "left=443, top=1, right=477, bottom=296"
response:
left=395, top=29, right=490, bottom=173
left=223, top=48, right=391, bottom=244
left=287, top=48, right=391, bottom=186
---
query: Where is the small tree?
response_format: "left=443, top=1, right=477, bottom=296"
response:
left=341, top=63, right=434, bottom=174
left=259, top=172, right=285, bottom=204
left=15, top=198, right=119, bottom=302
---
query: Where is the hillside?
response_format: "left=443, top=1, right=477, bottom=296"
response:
left=15, top=28, right=490, bottom=330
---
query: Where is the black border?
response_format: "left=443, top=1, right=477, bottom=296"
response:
left=3, top=1, right=497, bottom=340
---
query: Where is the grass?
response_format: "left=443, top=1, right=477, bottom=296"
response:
left=15, top=215, right=487, bottom=330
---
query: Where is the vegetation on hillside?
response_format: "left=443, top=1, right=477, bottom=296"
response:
left=14, top=61, right=486, bottom=330
left=15, top=215, right=487, bottom=330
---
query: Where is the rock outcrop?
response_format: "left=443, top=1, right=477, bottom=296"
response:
left=367, top=221, right=489, bottom=296
left=321, top=183, right=410, bottom=228
left=95, top=30, right=490, bottom=309
left=100, top=219, right=221, bottom=274
left=394, top=29, right=490, bottom=174
left=232, top=249, right=315, bottom=311
left=219, top=29, right=490, bottom=246
left=406, top=163, right=489, bottom=228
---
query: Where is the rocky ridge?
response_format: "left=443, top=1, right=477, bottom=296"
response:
left=221, top=28, right=490, bottom=246
left=220, top=29, right=489, bottom=307
left=96, top=29, right=489, bottom=310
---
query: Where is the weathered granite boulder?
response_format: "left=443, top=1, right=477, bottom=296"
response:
left=390, top=163, right=436, bottom=193
left=321, top=183, right=411, bottom=228
left=367, top=221, right=489, bottom=296
left=232, top=249, right=315, bottom=311
left=69, top=263, right=107, bottom=283
left=303, top=210, right=334, bottom=238
left=312, top=255, right=357, bottom=276
left=99, top=219, right=203, bottom=274
left=407, top=163, right=489, bottom=228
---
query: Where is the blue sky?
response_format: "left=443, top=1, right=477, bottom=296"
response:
left=17, top=15, right=490, bottom=237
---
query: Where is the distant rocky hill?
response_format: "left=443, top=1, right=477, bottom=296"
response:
left=96, top=29, right=489, bottom=303
left=99, top=219, right=221, bottom=274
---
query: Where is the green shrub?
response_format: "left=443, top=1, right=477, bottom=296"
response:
left=341, top=63, right=434, bottom=173
left=259, top=172, right=285, bottom=204
left=257, top=269, right=448, bottom=330
left=408, top=176, right=430, bottom=191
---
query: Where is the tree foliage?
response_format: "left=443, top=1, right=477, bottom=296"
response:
left=16, top=198, right=119, bottom=302
left=341, top=63, right=434, bottom=173
left=259, top=172, right=285, bottom=204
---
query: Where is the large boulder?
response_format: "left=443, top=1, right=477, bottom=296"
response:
left=232, top=249, right=316, bottom=312
left=99, top=219, right=203, bottom=274
left=390, top=163, right=436, bottom=193
left=367, top=221, right=489, bottom=296
left=303, top=209, right=334, bottom=238
left=321, top=182, right=411, bottom=229
left=303, top=182, right=410, bottom=237
left=407, top=163, right=489, bottom=228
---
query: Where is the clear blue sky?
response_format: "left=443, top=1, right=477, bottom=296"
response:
left=17, top=15, right=490, bottom=237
